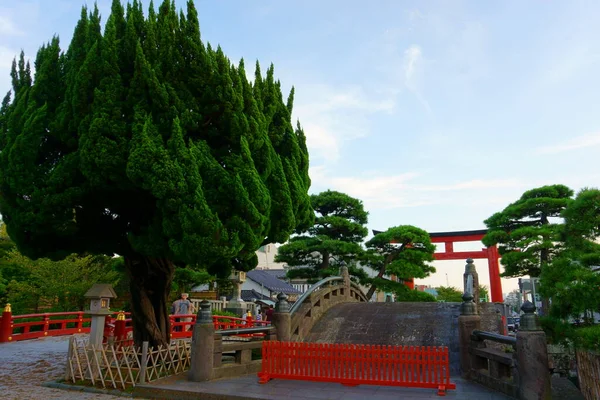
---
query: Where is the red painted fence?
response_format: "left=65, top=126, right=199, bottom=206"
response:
left=258, top=341, right=456, bottom=396
left=0, top=307, right=269, bottom=343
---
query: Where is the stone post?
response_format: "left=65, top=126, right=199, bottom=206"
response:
left=463, top=258, right=480, bottom=308
left=189, top=301, right=215, bottom=382
left=516, top=301, right=551, bottom=400
left=272, top=293, right=291, bottom=342
left=458, top=291, right=481, bottom=378
left=340, top=262, right=350, bottom=299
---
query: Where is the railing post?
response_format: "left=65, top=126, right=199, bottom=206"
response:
left=272, top=293, right=291, bottom=342
left=458, top=291, right=481, bottom=378
left=114, top=311, right=126, bottom=342
left=189, top=300, right=215, bottom=382
left=0, top=304, right=12, bottom=342
left=516, top=301, right=551, bottom=400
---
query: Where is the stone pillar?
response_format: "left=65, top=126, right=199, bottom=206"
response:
left=189, top=301, right=215, bottom=382
left=272, top=293, right=291, bottom=342
left=340, top=262, right=351, bottom=299
left=458, top=291, right=481, bottom=378
left=516, top=301, right=551, bottom=400
left=463, top=258, right=480, bottom=308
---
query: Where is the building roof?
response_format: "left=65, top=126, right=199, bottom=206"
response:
left=241, top=289, right=271, bottom=302
left=246, top=270, right=301, bottom=294
left=261, top=269, right=287, bottom=279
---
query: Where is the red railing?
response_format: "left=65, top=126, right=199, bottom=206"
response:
left=258, top=341, right=456, bottom=396
left=0, top=307, right=269, bottom=343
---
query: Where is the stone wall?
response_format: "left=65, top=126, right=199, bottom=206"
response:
left=305, top=302, right=505, bottom=374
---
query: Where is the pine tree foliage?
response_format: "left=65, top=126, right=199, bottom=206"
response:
left=363, top=225, right=435, bottom=299
left=482, top=184, right=573, bottom=278
left=0, top=0, right=312, bottom=346
left=276, top=190, right=368, bottom=281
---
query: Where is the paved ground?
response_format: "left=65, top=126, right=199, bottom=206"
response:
left=0, top=336, right=582, bottom=400
left=0, top=336, right=123, bottom=400
left=136, top=372, right=514, bottom=400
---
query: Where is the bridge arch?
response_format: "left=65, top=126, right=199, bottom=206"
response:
left=289, top=273, right=368, bottom=341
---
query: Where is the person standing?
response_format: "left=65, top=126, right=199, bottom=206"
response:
left=265, top=304, right=274, bottom=322
left=172, top=293, right=195, bottom=332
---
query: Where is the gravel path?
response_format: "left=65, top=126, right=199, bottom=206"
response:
left=0, top=336, right=125, bottom=400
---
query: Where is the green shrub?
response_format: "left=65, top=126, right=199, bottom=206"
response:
left=394, top=288, right=436, bottom=302
left=541, top=316, right=576, bottom=345
left=575, top=325, right=600, bottom=352
left=212, top=309, right=238, bottom=319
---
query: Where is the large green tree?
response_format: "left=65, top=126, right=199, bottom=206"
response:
left=363, top=225, right=436, bottom=299
left=0, top=0, right=312, bottom=346
left=482, top=184, right=573, bottom=313
left=276, top=190, right=368, bottom=281
left=540, top=188, right=600, bottom=321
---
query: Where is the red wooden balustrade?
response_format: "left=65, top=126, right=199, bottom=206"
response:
left=0, top=308, right=269, bottom=343
left=258, top=341, right=456, bottom=396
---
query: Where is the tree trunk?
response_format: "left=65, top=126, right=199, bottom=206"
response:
left=366, top=265, right=387, bottom=300
left=124, top=254, right=175, bottom=348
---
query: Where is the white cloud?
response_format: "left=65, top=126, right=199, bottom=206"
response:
left=309, top=168, right=524, bottom=211
left=0, top=45, right=17, bottom=96
left=294, top=84, right=396, bottom=163
left=403, top=44, right=432, bottom=114
left=535, top=132, right=600, bottom=155
left=415, top=179, right=522, bottom=192
left=0, top=15, right=22, bottom=36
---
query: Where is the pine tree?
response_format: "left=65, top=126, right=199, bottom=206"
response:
left=276, top=190, right=368, bottom=281
left=483, top=184, right=573, bottom=314
left=0, top=0, right=312, bottom=347
left=362, top=225, right=436, bottom=299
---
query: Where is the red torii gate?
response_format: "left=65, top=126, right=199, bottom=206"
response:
left=373, top=229, right=503, bottom=303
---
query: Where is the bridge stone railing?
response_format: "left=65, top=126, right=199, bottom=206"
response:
left=458, top=260, right=552, bottom=400
left=288, top=266, right=368, bottom=342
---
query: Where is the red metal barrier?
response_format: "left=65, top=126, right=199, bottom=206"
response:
left=258, top=341, right=456, bottom=396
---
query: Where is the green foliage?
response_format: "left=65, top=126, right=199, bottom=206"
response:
left=478, top=285, right=489, bottom=302
left=362, top=225, right=435, bottom=299
left=0, top=0, right=310, bottom=275
left=541, top=317, right=600, bottom=351
left=575, top=325, right=600, bottom=352
left=5, top=250, right=121, bottom=314
left=540, top=188, right=600, bottom=321
left=0, top=1, right=312, bottom=343
left=435, top=286, right=463, bottom=302
left=540, top=317, right=576, bottom=345
left=212, top=309, right=238, bottom=318
left=277, top=190, right=368, bottom=281
left=172, top=266, right=213, bottom=295
left=483, top=184, right=573, bottom=278
left=540, top=256, right=600, bottom=321
left=394, top=286, right=436, bottom=302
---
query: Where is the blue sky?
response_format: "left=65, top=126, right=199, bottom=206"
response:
left=1, top=0, right=599, bottom=292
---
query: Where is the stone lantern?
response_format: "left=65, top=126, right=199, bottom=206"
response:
left=84, top=284, right=117, bottom=345
left=226, top=270, right=246, bottom=316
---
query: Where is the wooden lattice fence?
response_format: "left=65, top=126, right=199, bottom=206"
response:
left=66, top=335, right=191, bottom=389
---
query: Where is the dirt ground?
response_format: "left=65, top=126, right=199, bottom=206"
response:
left=0, top=336, right=124, bottom=400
